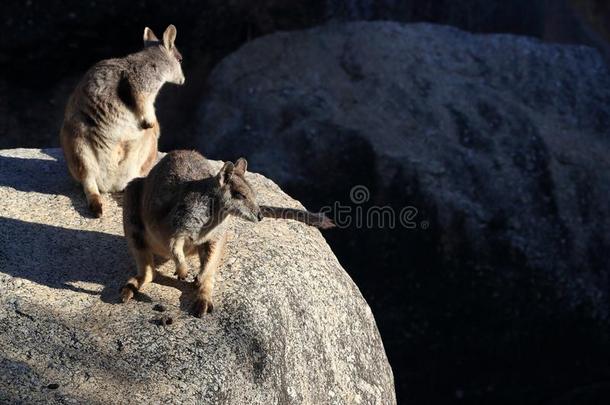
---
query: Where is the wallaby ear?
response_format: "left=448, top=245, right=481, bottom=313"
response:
left=234, top=158, right=248, bottom=175
left=163, top=24, right=177, bottom=50
left=143, top=27, right=159, bottom=47
left=217, top=161, right=234, bottom=186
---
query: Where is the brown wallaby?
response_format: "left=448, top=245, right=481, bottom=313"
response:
left=60, top=25, right=185, bottom=217
left=120, top=150, right=334, bottom=317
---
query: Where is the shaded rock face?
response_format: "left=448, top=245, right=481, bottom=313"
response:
left=194, top=22, right=610, bottom=403
left=0, top=148, right=395, bottom=404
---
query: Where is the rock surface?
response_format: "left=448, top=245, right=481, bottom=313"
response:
left=194, top=22, right=610, bottom=403
left=0, top=148, right=395, bottom=404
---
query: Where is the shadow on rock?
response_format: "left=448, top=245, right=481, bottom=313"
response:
left=0, top=150, right=94, bottom=218
left=0, top=217, right=128, bottom=303
left=154, top=273, right=200, bottom=314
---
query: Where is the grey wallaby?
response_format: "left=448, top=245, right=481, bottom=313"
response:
left=120, top=150, right=334, bottom=317
left=60, top=25, right=185, bottom=217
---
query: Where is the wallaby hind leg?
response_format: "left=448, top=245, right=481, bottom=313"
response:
left=63, top=133, right=104, bottom=217
left=193, top=234, right=226, bottom=317
left=120, top=248, right=154, bottom=302
left=82, top=175, right=103, bottom=217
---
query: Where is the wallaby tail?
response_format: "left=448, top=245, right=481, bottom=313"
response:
left=260, top=205, right=335, bottom=229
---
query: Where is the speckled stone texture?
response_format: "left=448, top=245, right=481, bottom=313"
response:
left=0, top=148, right=395, bottom=404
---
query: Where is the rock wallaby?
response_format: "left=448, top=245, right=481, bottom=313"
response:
left=60, top=25, right=185, bottom=217
left=120, top=150, right=334, bottom=317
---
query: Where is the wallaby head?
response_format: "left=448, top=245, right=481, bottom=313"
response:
left=142, top=24, right=185, bottom=85
left=216, top=158, right=262, bottom=223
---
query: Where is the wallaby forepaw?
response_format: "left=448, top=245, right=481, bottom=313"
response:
left=193, top=296, right=214, bottom=317
left=174, top=267, right=188, bottom=281
left=140, top=119, right=154, bottom=130
left=88, top=197, right=103, bottom=218
left=120, top=285, right=134, bottom=303
left=139, top=114, right=156, bottom=130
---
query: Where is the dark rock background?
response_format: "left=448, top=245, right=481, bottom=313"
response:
left=0, top=0, right=606, bottom=150
left=1, top=1, right=610, bottom=404
left=194, top=22, right=610, bottom=404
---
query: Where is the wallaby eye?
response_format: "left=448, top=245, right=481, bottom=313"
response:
left=234, top=192, right=245, bottom=200
left=173, top=50, right=183, bottom=63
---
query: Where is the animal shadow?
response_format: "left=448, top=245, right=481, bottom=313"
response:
left=0, top=217, right=128, bottom=302
left=0, top=150, right=94, bottom=218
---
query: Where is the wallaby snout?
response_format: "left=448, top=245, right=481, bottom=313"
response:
left=241, top=204, right=261, bottom=223
left=168, top=67, right=185, bottom=85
